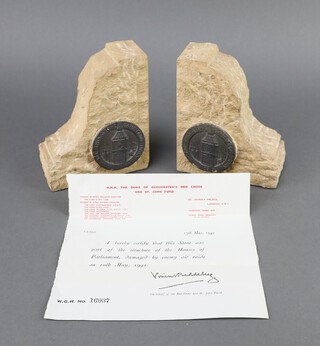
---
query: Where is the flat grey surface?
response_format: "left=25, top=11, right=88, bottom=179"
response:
left=1, top=1, right=319, bottom=345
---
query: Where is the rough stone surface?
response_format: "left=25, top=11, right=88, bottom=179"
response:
left=177, top=42, right=285, bottom=188
left=39, top=40, right=149, bottom=191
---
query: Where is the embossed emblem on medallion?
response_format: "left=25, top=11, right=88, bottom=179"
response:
left=92, top=121, right=145, bottom=170
left=182, top=123, right=236, bottom=172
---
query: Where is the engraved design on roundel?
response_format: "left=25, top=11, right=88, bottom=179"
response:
left=182, top=123, right=236, bottom=172
left=92, top=121, right=145, bottom=170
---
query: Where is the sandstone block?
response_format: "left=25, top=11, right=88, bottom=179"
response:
left=177, top=42, right=285, bottom=188
left=39, top=40, right=149, bottom=191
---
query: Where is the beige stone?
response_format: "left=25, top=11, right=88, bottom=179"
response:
left=177, top=42, right=285, bottom=188
left=39, top=40, right=149, bottom=191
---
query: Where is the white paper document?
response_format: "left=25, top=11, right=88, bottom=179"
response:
left=45, top=173, right=269, bottom=320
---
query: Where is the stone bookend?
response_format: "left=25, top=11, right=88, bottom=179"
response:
left=177, top=42, right=285, bottom=188
left=39, top=40, right=149, bottom=191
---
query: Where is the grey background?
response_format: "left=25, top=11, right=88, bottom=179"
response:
left=1, top=0, right=319, bottom=345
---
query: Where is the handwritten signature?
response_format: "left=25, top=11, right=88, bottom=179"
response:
left=150, top=271, right=219, bottom=290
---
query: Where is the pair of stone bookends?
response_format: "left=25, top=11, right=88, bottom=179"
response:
left=39, top=40, right=285, bottom=191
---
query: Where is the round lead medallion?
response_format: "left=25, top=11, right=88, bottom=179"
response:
left=92, top=121, right=145, bottom=170
left=182, top=123, right=236, bottom=172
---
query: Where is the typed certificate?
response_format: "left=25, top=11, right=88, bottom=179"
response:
left=45, top=173, right=268, bottom=320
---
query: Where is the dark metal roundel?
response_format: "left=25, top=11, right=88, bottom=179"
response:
left=182, top=123, right=236, bottom=172
left=92, top=121, right=145, bottom=170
